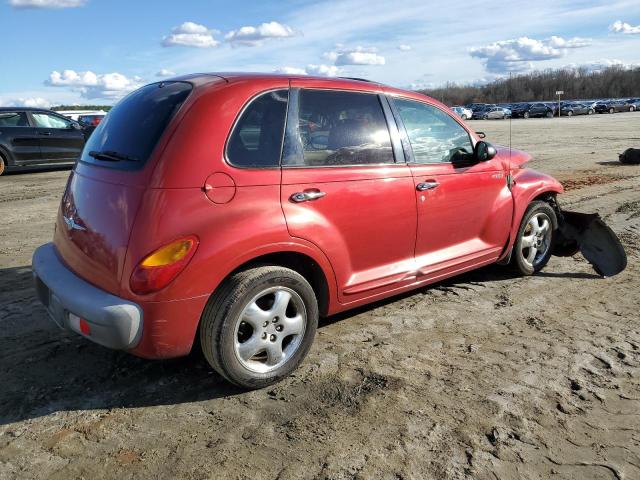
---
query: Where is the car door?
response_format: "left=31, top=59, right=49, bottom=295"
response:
left=0, top=110, right=42, bottom=164
left=29, top=111, right=85, bottom=162
left=388, top=95, right=513, bottom=277
left=280, top=85, right=417, bottom=305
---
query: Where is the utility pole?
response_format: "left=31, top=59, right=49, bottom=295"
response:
left=555, top=90, right=564, bottom=117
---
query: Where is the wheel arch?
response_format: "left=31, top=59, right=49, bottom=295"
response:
left=0, top=144, right=15, bottom=167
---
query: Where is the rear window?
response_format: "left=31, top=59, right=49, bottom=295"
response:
left=80, top=82, right=192, bottom=170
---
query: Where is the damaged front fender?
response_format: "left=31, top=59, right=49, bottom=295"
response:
left=553, top=209, right=627, bottom=277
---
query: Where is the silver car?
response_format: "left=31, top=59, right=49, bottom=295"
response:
left=479, top=107, right=511, bottom=120
left=451, top=106, right=473, bottom=120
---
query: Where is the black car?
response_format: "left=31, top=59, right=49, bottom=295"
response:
left=0, top=108, right=85, bottom=175
left=560, top=102, right=594, bottom=116
left=595, top=100, right=629, bottom=114
left=510, top=102, right=554, bottom=119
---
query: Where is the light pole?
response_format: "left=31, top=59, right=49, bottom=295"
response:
left=556, top=90, right=564, bottom=118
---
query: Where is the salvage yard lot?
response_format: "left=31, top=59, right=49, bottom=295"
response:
left=1, top=113, right=639, bottom=479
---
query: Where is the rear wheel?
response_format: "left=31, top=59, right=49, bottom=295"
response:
left=461, top=114, right=468, bottom=120
left=0, top=153, right=6, bottom=176
left=609, top=107, right=615, bottom=114
left=523, top=111, right=530, bottom=119
left=511, top=201, right=557, bottom=276
left=630, top=106, right=636, bottom=112
left=545, top=111, right=553, bottom=118
left=566, top=110, right=573, bottom=117
left=588, top=109, right=594, bottom=115
left=200, top=266, right=318, bottom=389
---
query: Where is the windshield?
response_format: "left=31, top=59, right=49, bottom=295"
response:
left=80, top=81, right=192, bottom=170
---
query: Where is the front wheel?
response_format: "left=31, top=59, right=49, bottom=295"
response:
left=546, top=111, right=553, bottom=118
left=630, top=106, right=636, bottom=112
left=566, top=110, right=573, bottom=117
left=511, top=201, right=557, bottom=275
left=609, top=107, right=615, bottom=114
left=200, top=266, right=318, bottom=389
left=588, top=109, right=594, bottom=115
left=461, top=114, right=468, bottom=120
left=523, top=111, right=530, bottom=119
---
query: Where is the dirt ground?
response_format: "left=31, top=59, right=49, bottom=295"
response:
left=1, top=112, right=639, bottom=480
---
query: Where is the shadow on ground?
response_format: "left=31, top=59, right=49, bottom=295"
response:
left=0, top=261, right=600, bottom=425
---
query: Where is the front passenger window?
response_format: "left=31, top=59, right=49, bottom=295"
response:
left=32, top=113, right=71, bottom=129
left=393, top=98, right=473, bottom=164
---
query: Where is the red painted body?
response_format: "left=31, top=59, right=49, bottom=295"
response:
left=52, top=73, right=563, bottom=359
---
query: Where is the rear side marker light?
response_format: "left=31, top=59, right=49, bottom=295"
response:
left=79, top=318, right=91, bottom=335
left=130, top=236, right=199, bottom=295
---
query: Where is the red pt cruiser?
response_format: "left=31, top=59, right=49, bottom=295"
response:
left=33, top=73, right=566, bottom=388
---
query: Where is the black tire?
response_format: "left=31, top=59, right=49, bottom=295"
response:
left=511, top=201, right=558, bottom=276
left=609, top=107, right=615, bottom=114
left=461, top=114, right=468, bottom=120
left=567, top=110, right=573, bottom=117
left=546, top=111, right=553, bottom=118
left=523, top=111, right=530, bottom=119
left=588, top=109, right=594, bottom=115
left=630, top=106, right=636, bottom=112
left=199, top=266, right=318, bottom=389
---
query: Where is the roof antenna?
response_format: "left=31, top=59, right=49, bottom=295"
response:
left=508, top=72, right=512, bottom=180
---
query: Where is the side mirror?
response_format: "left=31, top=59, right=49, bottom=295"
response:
left=70, top=121, right=82, bottom=130
left=475, top=140, right=497, bottom=162
left=476, top=131, right=486, bottom=139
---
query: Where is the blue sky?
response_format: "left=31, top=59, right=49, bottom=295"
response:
left=0, top=0, right=639, bottom=106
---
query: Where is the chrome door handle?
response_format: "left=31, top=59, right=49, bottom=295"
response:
left=416, top=181, right=439, bottom=191
left=290, top=191, right=326, bottom=202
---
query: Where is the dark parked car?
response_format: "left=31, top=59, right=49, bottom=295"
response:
left=595, top=100, right=629, bottom=114
left=0, top=108, right=85, bottom=175
left=78, top=113, right=106, bottom=138
left=510, top=103, right=553, bottom=118
left=560, top=103, right=594, bottom=116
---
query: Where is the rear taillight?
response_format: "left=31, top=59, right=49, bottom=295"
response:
left=92, top=117, right=101, bottom=126
left=130, top=236, right=198, bottom=295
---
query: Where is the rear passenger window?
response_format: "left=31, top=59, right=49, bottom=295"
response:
left=227, top=89, right=288, bottom=168
left=283, top=89, right=394, bottom=166
left=0, top=112, right=28, bottom=127
left=393, top=98, right=473, bottom=164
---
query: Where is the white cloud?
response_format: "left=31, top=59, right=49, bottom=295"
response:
left=0, top=97, right=51, bottom=108
left=564, top=58, right=640, bottom=73
left=274, top=66, right=308, bottom=75
left=46, top=70, right=145, bottom=99
left=398, top=44, right=412, bottom=51
left=162, top=22, right=219, bottom=48
left=9, top=0, right=85, bottom=8
left=156, top=69, right=176, bottom=77
left=323, top=46, right=385, bottom=66
left=610, top=20, right=640, bottom=34
left=226, top=21, right=296, bottom=46
left=274, top=64, right=340, bottom=77
left=469, top=36, right=592, bottom=73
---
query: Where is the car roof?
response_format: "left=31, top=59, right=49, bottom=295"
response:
left=0, top=107, right=64, bottom=114
left=166, top=72, right=440, bottom=105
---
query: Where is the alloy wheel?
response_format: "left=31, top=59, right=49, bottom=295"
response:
left=233, top=286, right=307, bottom=373
left=520, top=212, right=552, bottom=269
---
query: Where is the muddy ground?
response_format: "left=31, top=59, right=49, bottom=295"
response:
left=1, top=113, right=639, bottom=480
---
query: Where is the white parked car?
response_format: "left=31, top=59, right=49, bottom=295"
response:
left=451, top=106, right=473, bottom=120
left=57, top=109, right=107, bottom=121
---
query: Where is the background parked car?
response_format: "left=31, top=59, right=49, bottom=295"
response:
left=78, top=113, right=106, bottom=138
left=624, top=98, right=639, bottom=111
left=477, top=106, right=511, bottom=120
left=451, top=106, right=473, bottom=120
left=595, top=100, right=629, bottom=114
left=57, top=109, right=108, bottom=121
left=560, top=102, right=594, bottom=116
left=0, top=107, right=85, bottom=175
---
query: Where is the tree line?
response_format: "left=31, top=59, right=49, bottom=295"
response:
left=421, top=66, right=640, bottom=106
left=51, top=105, right=112, bottom=111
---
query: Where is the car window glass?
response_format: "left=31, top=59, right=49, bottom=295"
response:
left=32, top=113, right=71, bottom=129
left=393, top=98, right=473, bottom=164
left=227, top=89, right=288, bottom=168
left=0, top=112, right=28, bottom=127
left=283, top=89, right=394, bottom=166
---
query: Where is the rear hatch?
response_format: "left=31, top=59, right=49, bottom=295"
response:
left=53, top=81, right=193, bottom=295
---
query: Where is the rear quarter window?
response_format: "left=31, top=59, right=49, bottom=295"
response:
left=80, top=82, right=192, bottom=170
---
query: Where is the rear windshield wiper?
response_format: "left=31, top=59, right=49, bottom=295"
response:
left=88, top=150, right=138, bottom=162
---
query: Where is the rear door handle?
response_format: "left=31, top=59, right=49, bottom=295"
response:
left=39, top=131, right=52, bottom=136
left=290, top=190, right=326, bottom=202
left=416, top=181, right=439, bottom=191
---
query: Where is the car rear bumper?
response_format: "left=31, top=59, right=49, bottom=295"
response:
left=32, top=242, right=143, bottom=350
